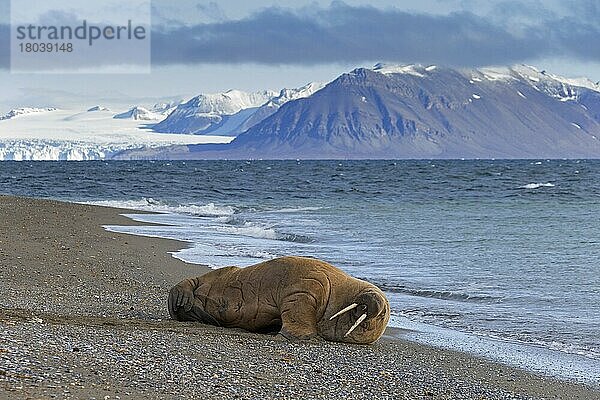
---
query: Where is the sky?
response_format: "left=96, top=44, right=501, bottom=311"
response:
left=1, top=0, right=600, bottom=112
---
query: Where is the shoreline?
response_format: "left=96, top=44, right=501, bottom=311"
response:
left=100, top=207, right=600, bottom=386
left=0, top=195, right=598, bottom=399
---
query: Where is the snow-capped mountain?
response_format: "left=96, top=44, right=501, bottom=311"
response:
left=234, top=82, right=326, bottom=133
left=0, top=107, right=58, bottom=120
left=112, top=101, right=181, bottom=121
left=270, top=82, right=326, bottom=107
left=153, top=85, right=324, bottom=136
left=151, top=101, right=181, bottom=115
left=153, top=90, right=277, bottom=134
left=116, top=64, right=600, bottom=159
left=6, top=64, right=600, bottom=160
left=113, top=106, right=164, bottom=121
left=87, top=106, right=110, bottom=112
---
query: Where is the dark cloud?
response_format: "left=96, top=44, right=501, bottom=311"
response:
left=486, top=0, right=557, bottom=27
left=149, top=2, right=589, bottom=67
left=544, top=17, right=600, bottom=61
left=2, top=2, right=600, bottom=70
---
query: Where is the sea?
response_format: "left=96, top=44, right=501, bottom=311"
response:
left=1, top=160, right=599, bottom=384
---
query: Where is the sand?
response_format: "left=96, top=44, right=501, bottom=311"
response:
left=0, top=195, right=598, bottom=399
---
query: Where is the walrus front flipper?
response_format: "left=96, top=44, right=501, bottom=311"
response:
left=279, top=292, right=319, bottom=340
left=174, top=300, right=221, bottom=327
left=168, top=280, right=196, bottom=319
left=189, top=305, right=221, bottom=326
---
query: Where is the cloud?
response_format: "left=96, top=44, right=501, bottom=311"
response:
left=196, top=2, right=227, bottom=22
left=564, top=0, right=600, bottom=22
left=2, top=1, right=600, bottom=69
left=151, top=4, right=518, bottom=66
left=150, top=1, right=599, bottom=67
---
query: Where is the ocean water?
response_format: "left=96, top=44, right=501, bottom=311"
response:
left=1, top=160, right=599, bottom=383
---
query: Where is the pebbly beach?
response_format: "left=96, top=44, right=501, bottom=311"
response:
left=0, top=195, right=599, bottom=400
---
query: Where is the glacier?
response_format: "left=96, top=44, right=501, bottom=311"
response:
left=0, top=139, right=138, bottom=161
left=0, top=108, right=234, bottom=161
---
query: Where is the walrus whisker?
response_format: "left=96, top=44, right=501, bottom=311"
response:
left=344, top=313, right=367, bottom=337
left=329, top=303, right=358, bottom=320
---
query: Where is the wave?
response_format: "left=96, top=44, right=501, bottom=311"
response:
left=269, top=206, right=323, bottom=213
left=244, top=250, right=279, bottom=259
left=466, top=329, right=600, bottom=361
left=215, top=247, right=279, bottom=261
left=215, top=215, right=252, bottom=226
left=520, top=182, right=556, bottom=189
left=279, top=233, right=315, bottom=243
left=397, top=309, right=462, bottom=319
left=215, top=223, right=314, bottom=243
left=216, top=224, right=279, bottom=240
left=91, top=200, right=317, bottom=244
left=527, top=338, right=600, bottom=360
left=83, top=198, right=236, bottom=217
left=367, top=280, right=503, bottom=303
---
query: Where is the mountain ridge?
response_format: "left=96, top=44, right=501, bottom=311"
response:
left=152, top=84, right=326, bottom=136
left=152, top=89, right=277, bottom=134
left=114, top=63, right=600, bottom=159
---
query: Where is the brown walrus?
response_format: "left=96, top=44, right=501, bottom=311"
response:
left=168, top=256, right=390, bottom=344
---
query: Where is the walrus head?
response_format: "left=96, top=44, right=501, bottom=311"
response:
left=318, top=287, right=390, bottom=344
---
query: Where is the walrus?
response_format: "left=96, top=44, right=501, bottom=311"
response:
left=168, top=256, right=390, bottom=344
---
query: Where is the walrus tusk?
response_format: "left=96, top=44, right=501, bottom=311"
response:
left=344, top=313, right=367, bottom=337
left=329, top=303, right=358, bottom=320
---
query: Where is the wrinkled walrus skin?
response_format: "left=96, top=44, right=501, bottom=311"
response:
left=168, top=256, right=390, bottom=344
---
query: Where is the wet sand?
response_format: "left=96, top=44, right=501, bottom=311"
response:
left=0, top=195, right=598, bottom=399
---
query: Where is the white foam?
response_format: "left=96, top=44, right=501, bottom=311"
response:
left=521, top=183, right=555, bottom=189
left=83, top=198, right=236, bottom=216
left=102, top=212, right=287, bottom=268
left=216, top=224, right=279, bottom=240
